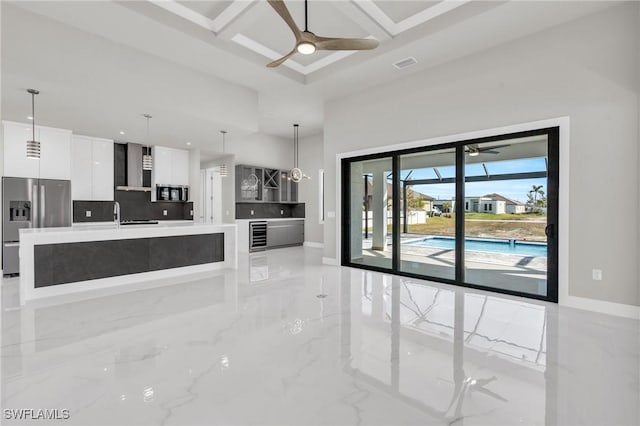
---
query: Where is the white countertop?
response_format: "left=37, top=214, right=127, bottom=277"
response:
left=236, top=218, right=305, bottom=222
left=20, top=222, right=236, bottom=245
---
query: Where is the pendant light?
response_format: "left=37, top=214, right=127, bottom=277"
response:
left=26, top=89, right=40, bottom=160
left=288, top=124, right=309, bottom=182
left=142, top=114, right=153, bottom=170
left=219, top=130, right=228, bottom=177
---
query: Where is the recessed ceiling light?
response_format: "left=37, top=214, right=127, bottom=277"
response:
left=27, top=116, right=33, bottom=120
left=186, top=142, right=191, bottom=146
left=119, top=131, right=125, bottom=135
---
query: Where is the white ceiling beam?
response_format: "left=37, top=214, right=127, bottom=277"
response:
left=396, top=0, right=473, bottom=34
left=355, top=0, right=472, bottom=37
left=331, top=1, right=392, bottom=41
left=148, top=0, right=216, bottom=31
left=215, top=0, right=261, bottom=39
left=352, top=0, right=396, bottom=35
left=148, top=0, right=259, bottom=35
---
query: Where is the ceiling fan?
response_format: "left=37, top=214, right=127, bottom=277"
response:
left=466, top=144, right=510, bottom=156
left=266, top=0, right=379, bottom=68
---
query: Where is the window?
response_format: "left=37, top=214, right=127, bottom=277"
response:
left=341, top=127, right=559, bottom=303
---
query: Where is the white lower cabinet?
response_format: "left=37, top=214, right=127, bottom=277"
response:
left=71, top=135, right=114, bottom=201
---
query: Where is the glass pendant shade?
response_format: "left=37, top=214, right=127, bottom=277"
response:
left=26, top=140, right=41, bottom=159
left=143, top=154, right=153, bottom=170
left=26, top=89, right=40, bottom=160
left=143, top=114, right=153, bottom=170
left=219, top=130, right=228, bottom=177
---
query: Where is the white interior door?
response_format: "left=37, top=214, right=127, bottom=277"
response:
left=203, top=168, right=222, bottom=223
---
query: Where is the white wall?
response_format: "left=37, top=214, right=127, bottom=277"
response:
left=323, top=4, right=640, bottom=307
left=228, top=132, right=292, bottom=170
left=298, top=132, right=324, bottom=244
left=201, top=154, right=235, bottom=224
left=188, top=149, right=200, bottom=221
left=201, top=131, right=294, bottom=223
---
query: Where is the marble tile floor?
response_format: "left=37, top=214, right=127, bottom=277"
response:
left=1, top=247, right=639, bottom=425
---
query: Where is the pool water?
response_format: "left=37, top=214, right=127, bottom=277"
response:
left=405, top=237, right=547, bottom=257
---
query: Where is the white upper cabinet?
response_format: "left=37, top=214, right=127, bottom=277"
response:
left=152, top=146, right=173, bottom=185
left=3, top=121, right=72, bottom=179
left=152, top=146, right=190, bottom=186
left=91, top=138, right=114, bottom=200
left=172, top=149, right=190, bottom=186
left=71, top=136, right=93, bottom=200
left=71, top=135, right=114, bottom=201
left=2, top=121, right=40, bottom=178
left=39, top=126, right=72, bottom=180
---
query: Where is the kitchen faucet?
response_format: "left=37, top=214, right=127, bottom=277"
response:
left=114, top=201, right=120, bottom=227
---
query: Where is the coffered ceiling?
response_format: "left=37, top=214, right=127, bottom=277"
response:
left=2, top=0, right=621, bottom=146
left=151, top=0, right=471, bottom=76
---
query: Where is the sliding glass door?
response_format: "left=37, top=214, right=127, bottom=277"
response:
left=346, top=156, right=394, bottom=270
left=342, top=128, right=559, bottom=302
left=463, top=136, right=553, bottom=297
left=398, top=149, right=457, bottom=281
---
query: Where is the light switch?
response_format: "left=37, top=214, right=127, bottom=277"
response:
left=85, top=210, right=92, bottom=218
left=250, top=210, right=254, bottom=215
left=163, top=210, right=168, bottom=216
left=189, top=210, right=193, bottom=216
left=327, top=211, right=336, bottom=218
left=280, top=210, right=284, bottom=215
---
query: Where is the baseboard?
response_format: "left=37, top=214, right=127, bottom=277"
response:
left=561, top=294, right=640, bottom=320
left=304, top=241, right=324, bottom=249
left=322, top=257, right=338, bottom=266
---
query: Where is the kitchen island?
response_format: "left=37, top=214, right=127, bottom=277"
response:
left=18, top=222, right=236, bottom=305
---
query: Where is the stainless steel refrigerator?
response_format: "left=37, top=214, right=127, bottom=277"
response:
left=2, top=177, right=71, bottom=275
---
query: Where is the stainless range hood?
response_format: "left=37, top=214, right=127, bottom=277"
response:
left=115, top=143, right=152, bottom=192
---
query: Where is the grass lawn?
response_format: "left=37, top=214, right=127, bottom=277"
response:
left=374, top=213, right=547, bottom=242
left=463, top=212, right=546, bottom=221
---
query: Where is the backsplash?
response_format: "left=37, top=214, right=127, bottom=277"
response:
left=74, top=191, right=193, bottom=222
left=235, top=202, right=305, bottom=219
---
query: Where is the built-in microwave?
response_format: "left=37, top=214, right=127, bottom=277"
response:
left=156, top=185, right=189, bottom=202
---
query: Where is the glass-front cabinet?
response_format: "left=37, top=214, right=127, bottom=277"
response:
left=236, top=165, right=263, bottom=202
left=236, top=165, right=298, bottom=203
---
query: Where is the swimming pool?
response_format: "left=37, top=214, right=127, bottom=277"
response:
left=404, top=236, right=547, bottom=257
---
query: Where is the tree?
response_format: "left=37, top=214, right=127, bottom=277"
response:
left=408, top=192, right=424, bottom=209
left=527, top=185, right=547, bottom=207
left=443, top=202, right=452, bottom=213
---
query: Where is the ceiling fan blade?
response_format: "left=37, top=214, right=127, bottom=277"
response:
left=481, top=150, right=500, bottom=154
left=314, top=36, right=379, bottom=51
left=266, top=48, right=297, bottom=68
left=267, top=0, right=301, bottom=39
left=478, top=144, right=510, bottom=152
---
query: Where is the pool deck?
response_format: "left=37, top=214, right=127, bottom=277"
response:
left=353, top=234, right=547, bottom=296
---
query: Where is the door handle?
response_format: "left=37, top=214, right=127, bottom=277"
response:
left=40, top=185, right=46, bottom=226
left=545, top=224, right=554, bottom=238
left=32, top=184, right=39, bottom=228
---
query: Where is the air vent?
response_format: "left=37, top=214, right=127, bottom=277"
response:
left=393, top=57, right=418, bottom=70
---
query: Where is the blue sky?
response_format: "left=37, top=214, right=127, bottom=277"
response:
left=396, top=157, right=547, bottom=203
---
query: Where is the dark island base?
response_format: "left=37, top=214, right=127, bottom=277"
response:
left=34, top=233, right=224, bottom=288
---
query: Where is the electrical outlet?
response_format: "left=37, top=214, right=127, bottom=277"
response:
left=250, top=210, right=254, bottom=215
left=226, top=210, right=229, bottom=216
left=163, top=210, right=168, bottom=216
left=592, top=269, right=603, bottom=281
left=280, top=210, right=284, bottom=215
left=85, top=210, right=92, bottom=218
